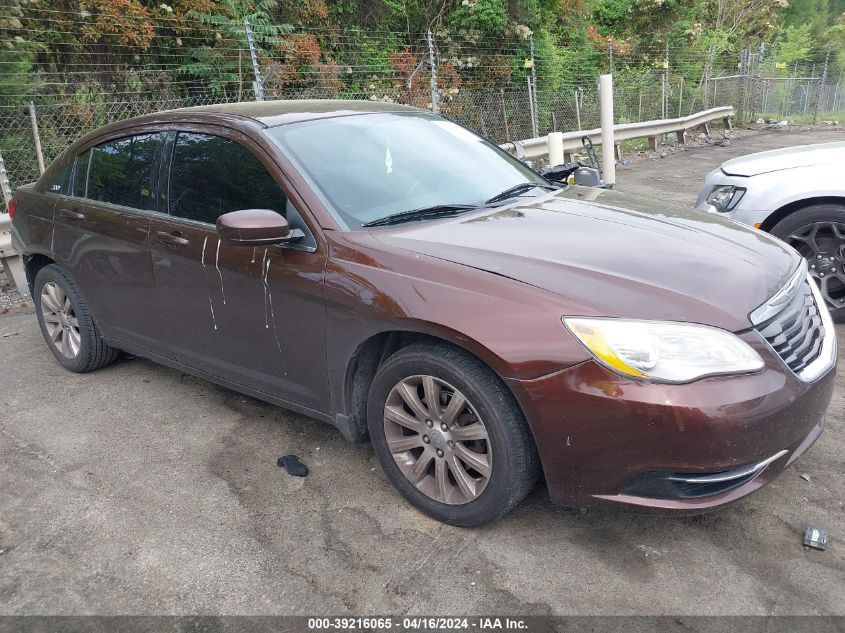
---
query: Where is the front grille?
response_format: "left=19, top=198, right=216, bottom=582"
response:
left=755, top=278, right=825, bottom=374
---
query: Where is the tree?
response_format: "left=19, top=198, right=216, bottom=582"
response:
left=177, top=0, right=292, bottom=98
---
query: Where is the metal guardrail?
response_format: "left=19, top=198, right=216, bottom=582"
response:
left=500, top=106, right=735, bottom=162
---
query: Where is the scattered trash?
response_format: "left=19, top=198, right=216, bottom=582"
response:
left=800, top=473, right=811, bottom=482
left=277, top=454, right=308, bottom=477
left=803, top=527, right=828, bottom=551
left=470, top=582, right=476, bottom=586
left=1, top=332, right=18, bottom=337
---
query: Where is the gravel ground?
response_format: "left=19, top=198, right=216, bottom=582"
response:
left=0, top=125, right=844, bottom=617
left=0, top=268, right=32, bottom=315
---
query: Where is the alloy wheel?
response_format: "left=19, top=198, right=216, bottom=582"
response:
left=383, top=375, right=492, bottom=505
left=786, top=221, right=845, bottom=310
left=40, top=281, right=81, bottom=359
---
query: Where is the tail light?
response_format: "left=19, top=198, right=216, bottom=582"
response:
left=7, top=197, right=15, bottom=219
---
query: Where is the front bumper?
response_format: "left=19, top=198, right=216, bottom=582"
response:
left=506, top=334, right=836, bottom=513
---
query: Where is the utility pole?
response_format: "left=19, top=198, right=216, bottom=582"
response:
left=427, top=30, right=439, bottom=114
left=245, top=18, right=264, bottom=101
left=813, top=44, right=831, bottom=124
left=28, top=101, right=45, bottom=175
left=608, top=39, right=614, bottom=74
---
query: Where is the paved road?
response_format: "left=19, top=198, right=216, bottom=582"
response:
left=1, top=127, right=844, bottom=616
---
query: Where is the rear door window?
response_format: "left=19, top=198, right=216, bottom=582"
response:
left=168, top=132, right=285, bottom=225
left=85, top=134, right=161, bottom=210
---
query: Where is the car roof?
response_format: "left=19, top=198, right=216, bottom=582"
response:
left=123, top=99, right=424, bottom=130
left=45, top=99, right=429, bottom=185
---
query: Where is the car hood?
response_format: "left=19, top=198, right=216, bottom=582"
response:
left=371, top=187, right=801, bottom=332
left=721, top=141, right=845, bottom=177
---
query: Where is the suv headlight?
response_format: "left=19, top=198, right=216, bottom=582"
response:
left=706, top=185, right=746, bottom=212
left=563, top=317, right=764, bottom=383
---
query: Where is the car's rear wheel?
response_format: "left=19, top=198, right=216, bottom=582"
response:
left=771, top=204, right=845, bottom=322
left=34, top=264, right=120, bottom=372
left=367, top=341, right=539, bottom=527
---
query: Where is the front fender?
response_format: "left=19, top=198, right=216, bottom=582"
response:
left=323, top=231, right=592, bottom=423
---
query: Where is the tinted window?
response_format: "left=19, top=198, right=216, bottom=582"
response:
left=86, top=134, right=159, bottom=210
left=168, top=133, right=285, bottom=225
left=73, top=150, right=91, bottom=198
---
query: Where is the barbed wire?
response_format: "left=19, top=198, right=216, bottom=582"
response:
left=0, top=19, right=842, bottom=214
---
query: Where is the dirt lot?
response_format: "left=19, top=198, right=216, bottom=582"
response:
left=1, top=126, right=844, bottom=616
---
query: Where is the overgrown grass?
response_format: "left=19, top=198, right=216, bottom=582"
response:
left=757, top=112, right=845, bottom=124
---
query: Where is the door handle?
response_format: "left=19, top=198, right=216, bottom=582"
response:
left=58, top=208, right=85, bottom=223
left=154, top=231, right=190, bottom=248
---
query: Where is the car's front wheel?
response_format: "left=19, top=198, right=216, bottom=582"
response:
left=367, top=341, right=540, bottom=527
left=34, top=264, right=120, bottom=372
left=771, top=204, right=845, bottom=322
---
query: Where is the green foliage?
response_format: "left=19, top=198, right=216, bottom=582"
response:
left=772, top=24, right=814, bottom=65
left=592, top=0, right=635, bottom=32
left=175, top=0, right=292, bottom=96
left=0, top=46, right=34, bottom=107
left=449, top=0, right=510, bottom=37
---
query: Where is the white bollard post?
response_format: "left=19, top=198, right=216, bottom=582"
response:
left=599, top=73, right=616, bottom=187
left=547, top=132, right=564, bottom=167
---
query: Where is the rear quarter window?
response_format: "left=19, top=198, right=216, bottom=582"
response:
left=48, top=161, right=74, bottom=195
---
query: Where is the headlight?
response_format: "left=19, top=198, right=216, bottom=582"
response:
left=562, top=317, right=764, bottom=383
left=706, top=185, right=745, bottom=212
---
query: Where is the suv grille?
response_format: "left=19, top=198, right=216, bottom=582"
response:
left=755, top=278, right=825, bottom=374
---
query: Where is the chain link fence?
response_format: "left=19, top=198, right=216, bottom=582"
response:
left=1, top=17, right=843, bottom=212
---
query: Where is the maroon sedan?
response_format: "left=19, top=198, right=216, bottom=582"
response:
left=9, top=101, right=837, bottom=526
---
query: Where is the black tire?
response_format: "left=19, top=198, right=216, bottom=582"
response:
left=367, top=341, right=540, bottom=527
left=770, top=204, right=845, bottom=323
left=33, top=264, right=120, bottom=372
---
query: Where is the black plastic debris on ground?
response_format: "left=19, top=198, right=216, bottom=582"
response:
left=277, top=454, right=308, bottom=477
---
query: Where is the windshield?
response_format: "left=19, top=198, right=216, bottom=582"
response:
left=267, top=112, right=547, bottom=229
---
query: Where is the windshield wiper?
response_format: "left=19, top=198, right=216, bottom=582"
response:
left=362, top=204, right=481, bottom=227
left=485, top=182, right=560, bottom=205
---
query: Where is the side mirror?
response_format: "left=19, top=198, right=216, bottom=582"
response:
left=216, top=209, right=293, bottom=246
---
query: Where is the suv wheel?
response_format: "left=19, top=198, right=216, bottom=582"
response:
left=771, top=204, right=845, bottom=322
left=34, top=264, right=120, bottom=372
left=367, top=341, right=540, bottom=527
